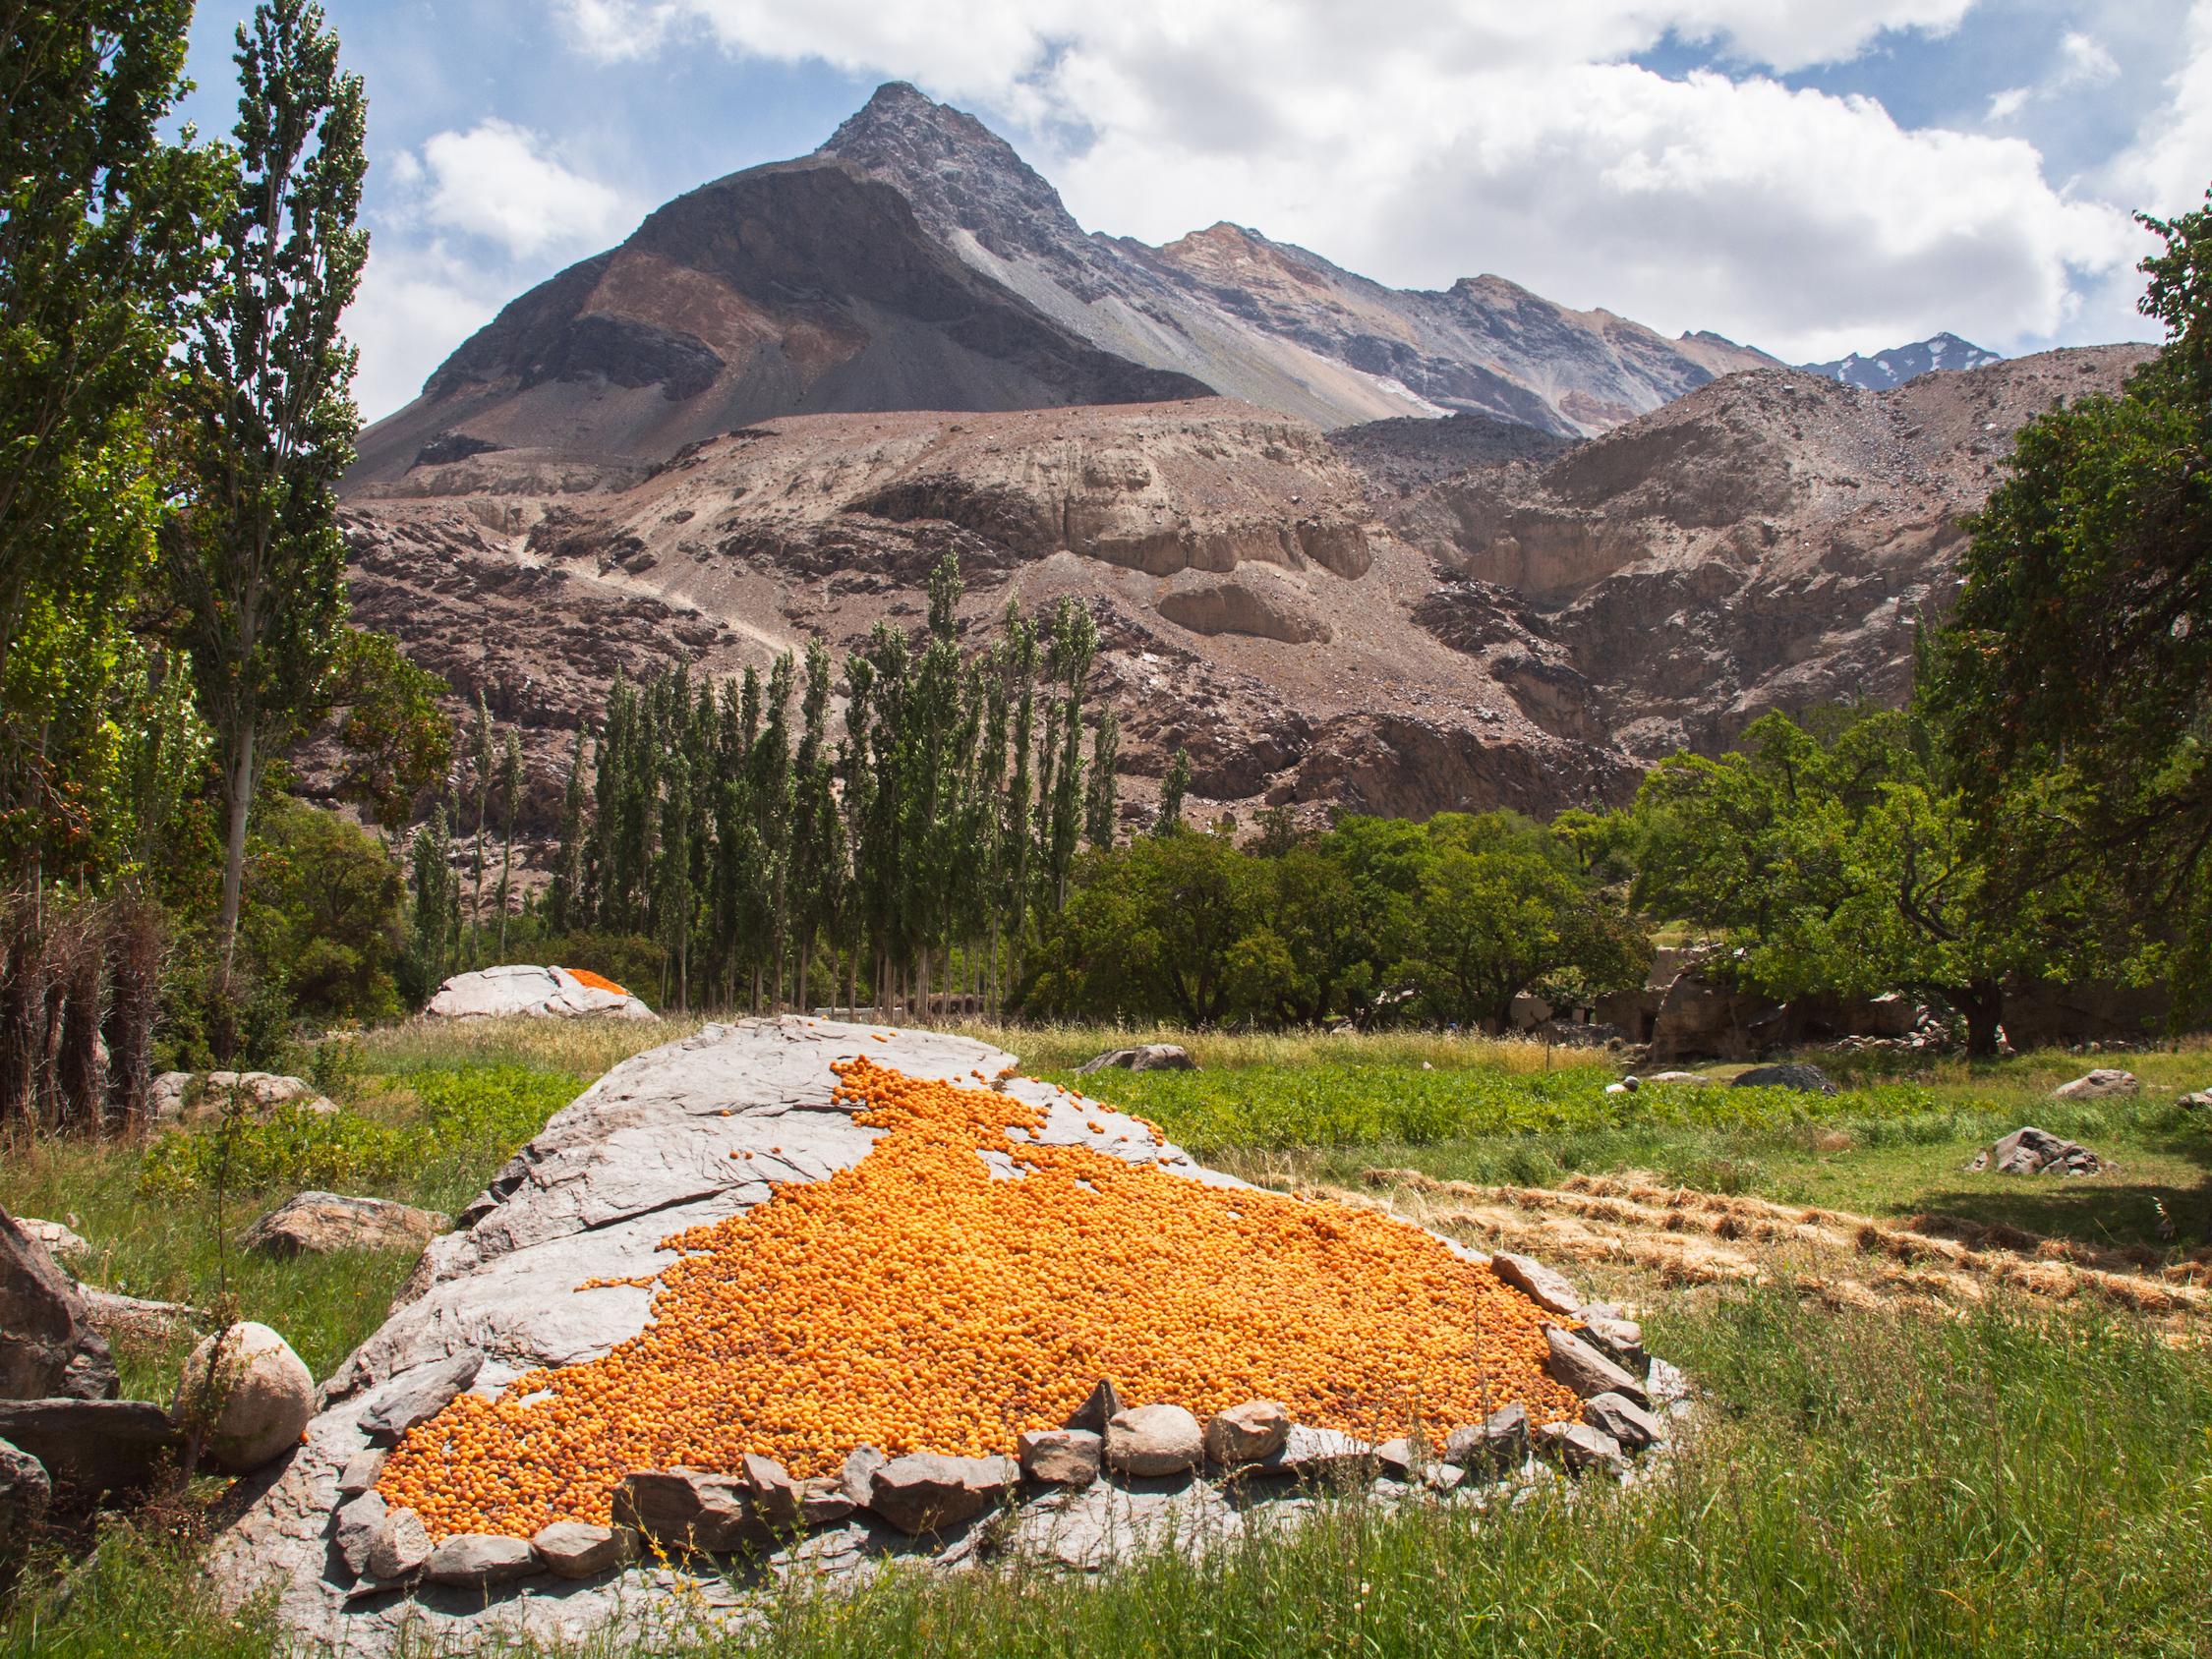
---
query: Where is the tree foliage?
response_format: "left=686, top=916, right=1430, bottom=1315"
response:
left=1930, top=189, right=2212, bottom=1024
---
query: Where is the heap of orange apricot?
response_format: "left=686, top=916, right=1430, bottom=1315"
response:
left=376, top=1058, right=1579, bottom=1539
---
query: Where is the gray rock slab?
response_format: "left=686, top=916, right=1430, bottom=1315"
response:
left=867, top=1453, right=1019, bottom=1536
left=1543, top=1323, right=1649, bottom=1408
left=1489, top=1250, right=1583, bottom=1317
left=202, top=1017, right=1608, bottom=1656
left=532, top=1520, right=632, bottom=1579
left=425, top=1533, right=539, bottom=1588
left=1, top=1209, right=117, bottom=1402
left=0, top=1398, right=179, bottom=1501
left=1582, top=1392, right=1665, bottom=1453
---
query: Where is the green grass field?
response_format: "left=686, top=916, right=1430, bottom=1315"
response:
left=4, top=1017, right=2210, bottom=1655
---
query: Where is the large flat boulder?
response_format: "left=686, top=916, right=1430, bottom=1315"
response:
left=424, top=964, right=657, bottom=1022
left=203, top=1017, right=1580, bottom=1655
left=242, top=1192, right=442, bottom=1257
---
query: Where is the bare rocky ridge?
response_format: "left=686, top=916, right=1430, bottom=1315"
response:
left=349, top=156, right=1210, bottom=491
left=819, top=83, right=1775, bottom=436
left=1392, top=345, right=2153, bottom=758
left=326, top=346, right=2146, bottom=850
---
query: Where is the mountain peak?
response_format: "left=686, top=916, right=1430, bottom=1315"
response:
left=1800, top=332, right=2001, bottom=390
left=819, top=81, right=1084, bottom=266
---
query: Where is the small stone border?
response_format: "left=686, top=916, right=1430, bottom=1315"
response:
left=334, top=1258, right=1687, bottom=1607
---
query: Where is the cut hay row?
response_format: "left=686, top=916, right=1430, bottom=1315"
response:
left=1350, top=1169, right=2210, bottom=1318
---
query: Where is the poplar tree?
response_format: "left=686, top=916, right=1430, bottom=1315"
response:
left=495, top=729, right=521, bottom=957
left=549, top=727, right=589, bottom=934
left=162, top=0, right=368, bottom=970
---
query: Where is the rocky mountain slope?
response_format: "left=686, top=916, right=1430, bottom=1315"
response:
left=327, top=347, right=2148, bottom=848
left=353, top=82, right=1778, bottom=492
left=349, top=158, right=1209, bottom=489
left=1395, top=344, right=2150, bottom=758
left=1799, top=332, right=2002, bottom=391
left=820, top=83, right=1775, bottom=435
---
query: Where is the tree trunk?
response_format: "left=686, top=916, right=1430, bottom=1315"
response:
left=1955, top=980, right=2005, bottom=1059
left=216, top=722, right=258, bottom=971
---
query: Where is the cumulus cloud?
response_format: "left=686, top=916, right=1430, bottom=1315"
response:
left=404, top=119, right=635, bottom=258
left=337, top=126, right=639, bottom=419
left=547, top=0, right=2153, bottom=361
left=2112, top=0, right=2212, bottom=215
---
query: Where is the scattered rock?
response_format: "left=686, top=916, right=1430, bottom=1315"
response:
left=0, top=1399, right=180, bottom=1500
left=77, top=1287, right=201, bottom=1344
left=1373, top=1437, right=1433, bottom=1478
left=838, top=1443, right=887, bottom=1508
left=1018, top=1427, right=1103, bottom=1486
left=362, top=1351, right=484, bottom=1445
left=1732, top=1063, right=1838, bottom=1095
left=15, top=1219, right=88, bottom=1262
left=333, top=1490, right=386, bottom=1578
left=1543, top=1323, right=1649, bottom=1407
left=1075, top=1044, right=1195, bottom=1075
left=147, top=1070, right=194, bottom=1122
left=242, top=1192, right=442, bottom=1257
left=2052, top=1068, right=2138, bottom=1102
left=0, top=1210, right=117, bottom=1402
left=1647, top=1355, right=1691, bottom=1409
left=1535, top=1421, right=1629, bottom=1476
left=611, top=1468, right=760, bottom=1555
left=1105, top=1403, right=1205, bottom=1478
left=1579, top=1314, right=1648, bottom=1376
left=531, top=1519, right=632, bottom=1579
left=736, top=1451, right=802, bottom=1527
left=1202, top=1400, right=1291, bottom=1465
left=1643, top=1071, right=1706, bottom=1085
left=174, top=1322, right=315, bottom=1473
left=0, top=1435, right=51, bottom=1559
left=1490, top=1250, right=1583, bottom=1317
left=425, top=1532, right=539, bottom=1588
left=1444, top=1402, right=1529, bottom=1474
left=1247, top=1424, right=1373, bottom=1483
left=2177, top=1089, right=2212, bottom=1111
left=796, top=1476, right=856, bottom=1527
left=197, top=1072, right=337, bottom=1117
left=865, top=1452, right=1019, bottom=1535
left=1968, top=1125, right=2102, bottom=1176
left=336, top=1447, right=387, bottom=1498
left=365, top=1507, right=432, bottom=1581
left=424, top=965, right=657, bottom=1022
left=1064, top=1377, right=1124, bottom=1433
left=1582, top=1392, right=1665, bottom=1453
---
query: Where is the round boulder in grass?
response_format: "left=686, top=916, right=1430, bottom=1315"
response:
left=423, top=964, right=658, bottom=1022
left=176, top=1322, right=315, bottom=1473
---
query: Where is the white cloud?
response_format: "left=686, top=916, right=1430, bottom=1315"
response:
left=2058, top=30, right=2122, bottom=86
left=342, top=243, right=516, bottom=421
left=408, top=119, right=634, bottom=259
left=2112, top=0, right=2212, bottom=215
left=533, top=0, right=2156, bottom=363
left=1987, top=86, right=2029, bottom=121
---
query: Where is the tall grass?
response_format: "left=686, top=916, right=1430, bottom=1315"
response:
left=9, top=1292, right=2207, bottom=1657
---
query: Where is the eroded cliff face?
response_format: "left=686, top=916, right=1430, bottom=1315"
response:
left=1395, top=346, right=2152, bottom=758
left=322, top=349, right=2149, bottom=863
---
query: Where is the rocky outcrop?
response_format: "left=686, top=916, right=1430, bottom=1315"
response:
left=205, top=1018, right=1662, bottom=1656
left=242, top=1193, right=443, bottom=1257
left=1968, top=1127, right=2103, bottom=1176
left=424, top=965, right=657, bottom=1022
left=0, top=1211, right=117, bottom=1402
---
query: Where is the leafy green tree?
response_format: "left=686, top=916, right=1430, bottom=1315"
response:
left=0, top=1, right=222, bottom=879
left=405, top=803, right=457, bottom=997
left=162, top=0, right=368, bottom=968
left=1628, top=710, right=2124, bottom=1055
left=242, top=797, right=402, bottom=1021
left=327, top=629, right=452, bottom=840
left=548, top=727, right=589, bottom=935
left=1931, top=191, right=2212, bottom=1024
left=1155, top=747, right=1192, bottom=837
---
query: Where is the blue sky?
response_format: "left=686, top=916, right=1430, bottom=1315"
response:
left=172, top=1, right=2209, bottom=421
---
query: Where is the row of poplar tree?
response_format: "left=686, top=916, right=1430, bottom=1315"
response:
left=497, top=556, right=1193, bottom=1017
